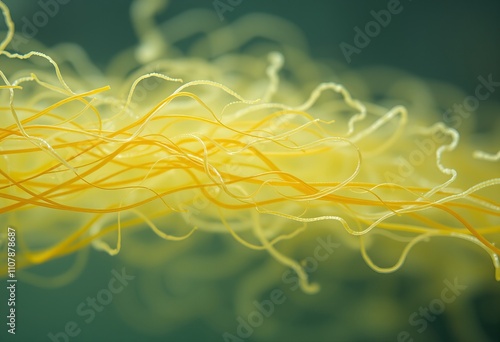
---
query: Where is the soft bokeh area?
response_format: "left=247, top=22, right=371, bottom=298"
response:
left=1, top=1, right=499, bottom=342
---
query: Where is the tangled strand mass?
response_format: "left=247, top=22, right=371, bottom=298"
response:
left=0, top=1, right=499, bottom=292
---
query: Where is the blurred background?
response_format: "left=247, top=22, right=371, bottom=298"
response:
left=4, top=0, right=500, bottom=129
left=1, top=0, right=499, bottom=341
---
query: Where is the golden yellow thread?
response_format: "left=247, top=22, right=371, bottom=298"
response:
left=0, top=0, right=498, bottom=293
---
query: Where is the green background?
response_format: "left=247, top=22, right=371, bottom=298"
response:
left=1, top=1, right=499, bottom=341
